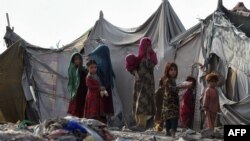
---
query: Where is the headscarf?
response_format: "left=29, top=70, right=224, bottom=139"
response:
left=125, top=37, right=157, bottom=72
left=137, top=37, right=158, bottom=65
left=68, top=52, right=83, bottom=99
left=88, top=45, right=115, bottom=88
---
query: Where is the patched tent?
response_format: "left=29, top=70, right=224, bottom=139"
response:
left=168, top=0, right=250, bottom=130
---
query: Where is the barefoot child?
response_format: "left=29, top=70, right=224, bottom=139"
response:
left=84, top=60, right=105, bottom=121
left=161, top=62, right=192, bottom=138
left=203, top=73, right=220, bottom=129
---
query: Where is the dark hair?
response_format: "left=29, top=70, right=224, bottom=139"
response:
left=186, top=76, right=196, bottom=88
left=162, top=62, right=178, bottom=79
left=86, top=59, right=97, bottom=67
left=71, top=53, right=83, bottom=63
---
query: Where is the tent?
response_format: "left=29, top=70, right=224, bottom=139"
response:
left=169, top=0, right=250, bottom=130
left=0, top=0, right=185, bottom=125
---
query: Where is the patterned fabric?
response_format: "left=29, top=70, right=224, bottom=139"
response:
left=153, top=87, right=164, bottom=131
left=161, top=78, right=179, bottom=120
left=154, top=87, right=164, bottom=122
left=133, top=58, right=155, bottom=115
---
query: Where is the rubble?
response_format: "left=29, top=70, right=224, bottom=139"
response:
left=0, top=118, right=224, bottom=141
left=200, top=127, right=224, bottom=139
left=0, top=122, right=45, bottom=141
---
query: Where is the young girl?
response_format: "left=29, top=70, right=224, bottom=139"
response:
left=67, top=52, right=88, bottom=118
left=161, top=62, right=192, bottom=138
left=84, top=60, right=105, bottom=120
left=88, top=45, right=115, bottom=121
left=179, top=76, right=196, bottom=129
left=203, top=73, right=220, bottom=129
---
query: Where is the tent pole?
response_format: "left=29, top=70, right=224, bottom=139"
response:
left=6, top=13, right=10, bottom=27
left=216, top=0, right=223, bottom=11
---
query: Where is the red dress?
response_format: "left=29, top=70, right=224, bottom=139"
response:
left=67, top=69, right=88, bottom=118
left=84, top=74, right=105, bottom=118
left=179, top=89, right=195, bottom=128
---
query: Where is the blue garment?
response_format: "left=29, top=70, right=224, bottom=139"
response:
left=89, top=45, right=115, bottom=88
left=64, top=120, right=87, bottom=134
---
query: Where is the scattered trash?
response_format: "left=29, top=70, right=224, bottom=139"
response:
left=0, top=118, right=224, bottom=141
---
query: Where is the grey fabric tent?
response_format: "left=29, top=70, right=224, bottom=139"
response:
left=1, top=0, right=185, bottom=125
left=70, top=0, right=185, bottom=125
left=168, top=0, right=250, bottom=130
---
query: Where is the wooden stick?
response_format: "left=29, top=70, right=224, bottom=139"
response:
left=6, top=13, right=10, bottom=27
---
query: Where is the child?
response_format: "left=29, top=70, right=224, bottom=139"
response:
left=161, top=62, right=192, bottom=138
left=84, top=60, right=105, bottom=121
left=202, top=73, right=220, bottom=129
left=88, top=45, right=115, bottom=121
left=179, top=76, right=196, bottom=129
left=67, top=52, right=88, bottom=118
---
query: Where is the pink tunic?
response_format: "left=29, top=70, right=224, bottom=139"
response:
left=203, top=87, right=220, bottom=129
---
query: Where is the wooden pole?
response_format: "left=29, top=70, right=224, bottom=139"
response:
left=6, top=13, right=10, bottom=27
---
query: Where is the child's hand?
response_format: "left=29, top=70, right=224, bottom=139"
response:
left=100, top=91, right=105, bottom=97
left=135, top=72, right=140, bottom=81
left=103, top=90, right=109, bottom=96
left=198, top=63, right=204, bottom=70
left=186, top=81, right=193, bottom=88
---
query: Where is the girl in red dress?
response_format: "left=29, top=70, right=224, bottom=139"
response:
left=84, top=60, right=105, bottom=120
left=179, top=76, right=196, bottom=129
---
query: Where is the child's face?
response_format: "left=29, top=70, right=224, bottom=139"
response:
left=208, top=80, right=217, bottom=88
left=88, top=64, right=97, bottom=74
left=169, top=67, right=177, bottom=78
left=73, top=55, right=82, bottom=66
